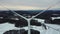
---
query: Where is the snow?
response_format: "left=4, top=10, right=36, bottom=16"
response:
left=0, top=22, right=60, bottom=34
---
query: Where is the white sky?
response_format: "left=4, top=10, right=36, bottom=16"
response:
left=0, top=0, right=60, bottom=10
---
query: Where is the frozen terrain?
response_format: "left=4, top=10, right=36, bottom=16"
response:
left=0, top=22, right=60, bottom=34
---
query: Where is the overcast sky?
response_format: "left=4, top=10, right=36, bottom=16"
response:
left=0, top=0, right=60, bottom=10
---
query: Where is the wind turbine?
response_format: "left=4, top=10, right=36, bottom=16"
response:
left=0, top=1, right=60, bottom=34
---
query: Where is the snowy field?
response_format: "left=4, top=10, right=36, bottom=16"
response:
left=0, top=22, right=60, bottom=34
left=0, top=18, right=60, bottom=34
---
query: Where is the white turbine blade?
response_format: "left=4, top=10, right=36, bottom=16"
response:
left=31, top=1, right=60, bottom=19
left=11, top=11, right=27, bottom=20
left=30, top=1, right=60, bottom=32
left=0, top=4, right=27, bottom=20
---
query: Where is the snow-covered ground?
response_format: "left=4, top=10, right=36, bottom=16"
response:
left=0, top=22, right=60, bottom=34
